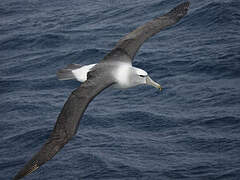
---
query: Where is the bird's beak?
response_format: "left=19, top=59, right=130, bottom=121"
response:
left=146, top=76, right=162, bottom=91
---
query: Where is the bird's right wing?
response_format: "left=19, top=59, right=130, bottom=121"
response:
left=13, top=73, right=114, bottom=180
left=101, top=1, right=190, bottom=63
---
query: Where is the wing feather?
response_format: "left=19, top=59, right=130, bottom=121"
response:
left=102, top=1, right=190, bottom=62
left=13, top=76, right=114, bottom=180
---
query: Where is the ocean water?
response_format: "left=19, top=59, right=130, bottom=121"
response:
left=1, top=0, right=240, bottom=179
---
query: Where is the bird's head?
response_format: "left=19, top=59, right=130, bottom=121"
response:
left=133, top=67, right=162, bottom=90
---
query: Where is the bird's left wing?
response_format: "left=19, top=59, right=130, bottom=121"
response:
left=13, top=74, right=114, bottom=180
left=101, top=1, right=190, bottom=63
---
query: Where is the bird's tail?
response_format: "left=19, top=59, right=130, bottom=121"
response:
left=56, top=64, right=82, bottom=80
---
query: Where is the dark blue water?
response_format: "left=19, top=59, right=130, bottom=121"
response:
left=1, top=0, right=240, bottom=179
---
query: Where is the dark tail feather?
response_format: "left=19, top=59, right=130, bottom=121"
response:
left=56, top=63, right=82, bottom=80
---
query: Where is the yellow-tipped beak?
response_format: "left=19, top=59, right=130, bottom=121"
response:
left=146, top=76, right=162, bottom=91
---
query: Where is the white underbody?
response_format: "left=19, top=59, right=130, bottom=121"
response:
left=71, top=62, right=147, bottom=89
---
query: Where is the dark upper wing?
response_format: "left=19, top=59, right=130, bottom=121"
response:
left=13, top=75, right=114, bottom=180
left=101, top=1, right=190, bottom=63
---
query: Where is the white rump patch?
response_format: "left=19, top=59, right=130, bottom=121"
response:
left=72, top=64, right=96, bottom=82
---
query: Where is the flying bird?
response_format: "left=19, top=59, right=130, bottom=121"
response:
left=13, top=2, right=190, bottom=179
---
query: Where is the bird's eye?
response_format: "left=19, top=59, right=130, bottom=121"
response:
left=139, top=75, right=145, bottom=77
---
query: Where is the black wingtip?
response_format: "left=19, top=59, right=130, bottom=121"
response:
left=167, top=1, right=190, bottom=20
left=13, top=161, right=39, bottom=180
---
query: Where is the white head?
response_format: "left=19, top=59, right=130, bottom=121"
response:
left=113, top=63, right=161, bottom=90
left=131, top=67, right=162, bottom=90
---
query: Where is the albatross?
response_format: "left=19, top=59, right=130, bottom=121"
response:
left=13, top=2, right=190, bottom=179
